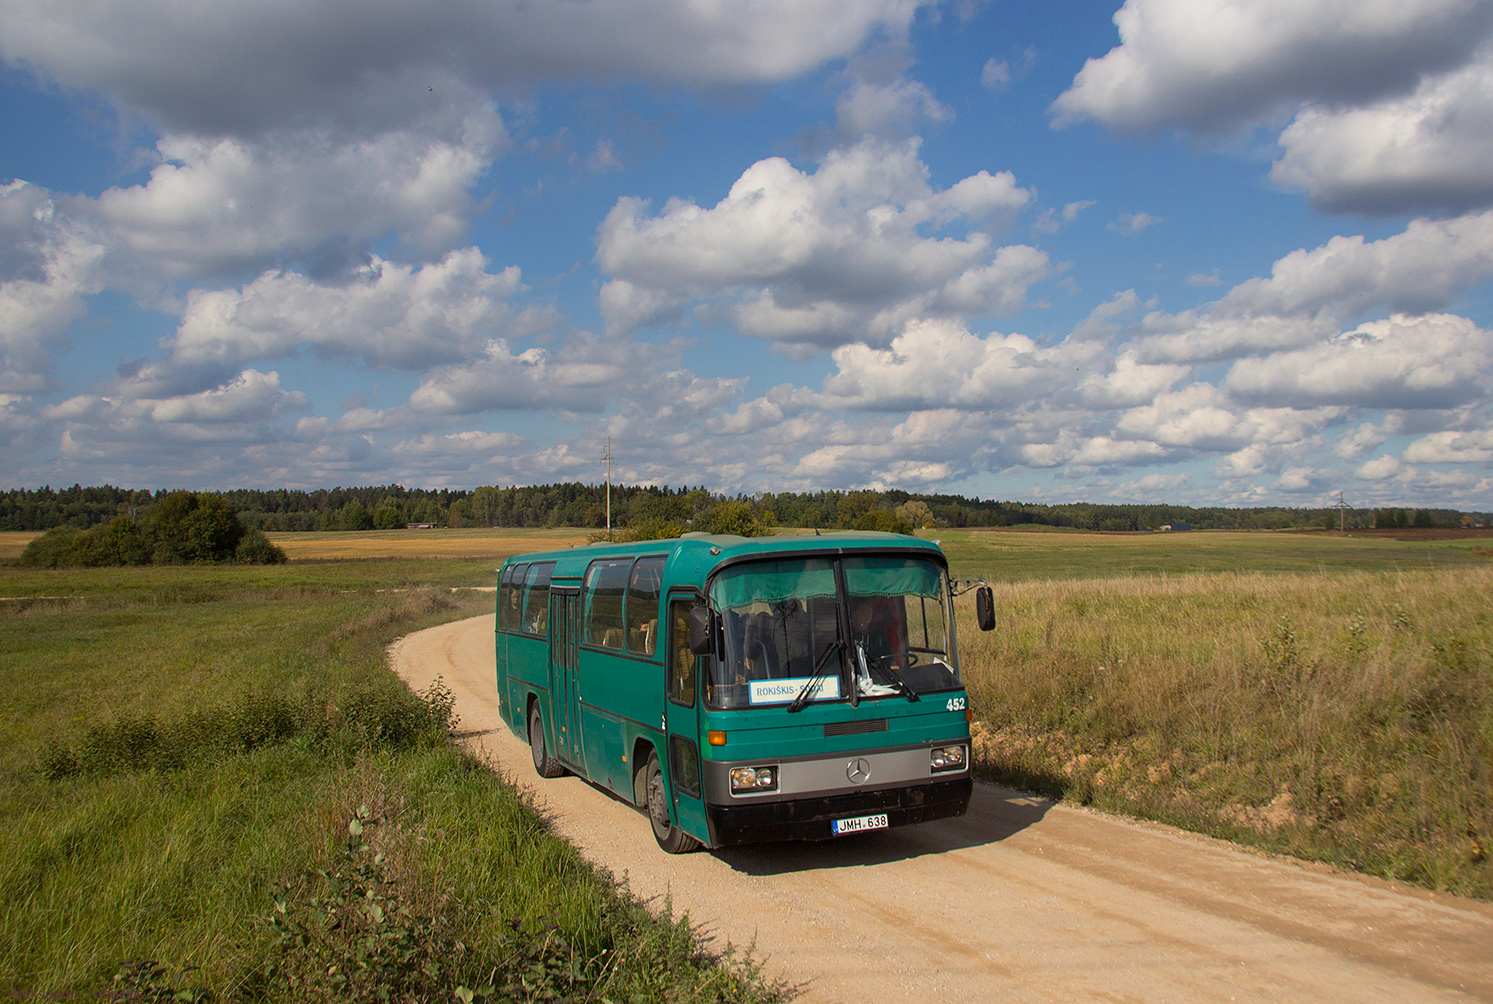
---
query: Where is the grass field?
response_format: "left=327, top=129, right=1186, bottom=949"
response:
left=0, top=553, right=780, bottom=1001
left=933, top=530, right=1493, bottom=898
left=1, top=524, right=1488, bottom=999
left=931, top=525, right=1493, bottom=581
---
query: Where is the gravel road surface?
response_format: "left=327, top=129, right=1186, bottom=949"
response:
left=390, top=614, right=1493, bottom=1004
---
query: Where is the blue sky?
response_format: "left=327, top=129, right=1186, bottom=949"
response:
left=3, top=0, right=1493, bottom=508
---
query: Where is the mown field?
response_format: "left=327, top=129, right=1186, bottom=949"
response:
left=0, top=540, right=776, bottom=1001
left=2, top=525, right=1489, bottom=1000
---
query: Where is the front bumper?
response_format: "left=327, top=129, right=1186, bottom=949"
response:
left=704, top=776, right=972, bottom=846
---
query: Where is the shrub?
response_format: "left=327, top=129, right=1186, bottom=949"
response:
left=235, top=526, right=288, bottom=564
left=17, top=525, right=83, bottom=567
left=16, top=493, right=281, bottom=567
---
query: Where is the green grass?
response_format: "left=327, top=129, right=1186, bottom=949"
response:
left=928, top=526, right=1492, bottom=581
left=0, top=556, right=781, bottom=1001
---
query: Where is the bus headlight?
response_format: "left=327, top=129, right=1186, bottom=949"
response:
left=729, top=766, right=778, bottom=792
left=930, top=745, right=967, bottom=773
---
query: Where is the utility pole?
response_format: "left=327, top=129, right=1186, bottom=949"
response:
left=1333, top=491, right=1350, bottom=532
left=604, top=436, right=612, bottom=541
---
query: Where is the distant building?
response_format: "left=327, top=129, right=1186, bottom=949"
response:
left=1160, top=522, right=1192, bottom=531
left=406, top=522, right=438, bottom=529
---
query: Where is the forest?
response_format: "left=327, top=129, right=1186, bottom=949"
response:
left=3, top=483, right=1486, bottom=536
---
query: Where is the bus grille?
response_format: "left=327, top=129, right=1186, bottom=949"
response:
left=823, top=718, right=888, bottom=737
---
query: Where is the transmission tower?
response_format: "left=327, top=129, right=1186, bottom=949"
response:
left=1332, top=491, right=1351, bottom=532
left=603, top=436, right=612, bottom=541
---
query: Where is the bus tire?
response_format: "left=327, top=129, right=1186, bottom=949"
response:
left=644, top=750, right=700, bottom=854
left=528, top=702, right=564, bottom=778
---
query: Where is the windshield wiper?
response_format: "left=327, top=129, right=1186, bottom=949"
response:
left=787, top=639, right=843, bottom=713
left=860, top=647, right=920, bottom=702
left=888, top=675, right=920, bottom=702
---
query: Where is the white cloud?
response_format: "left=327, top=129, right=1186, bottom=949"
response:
left=80, top=117, right=502, bottom=279
left=158, top=248, right=550, bottom=378
left=1052, top=0, right=1491, bottom=133
left=1224, top=314, right=1491, bottom=409
left=408, top=337, right=638, bottom=415
left=39, top=369, right=312, bottom=485
left=981, top=59, right=1012, bottom=91
left=0, top=0, right=928, bottom=136
left=1402, top=428, right=1493, bottom=462
left=1276, top=466, right=1315, bottom=491
left=835, top=77, right=952, bottom=140
left=1136, top=211, right=1493, bottom=363
left=1107, top=211, right=1162, bottom=235
left=1357, top=454, right=1403, bottom=480
left=1333, top=420, right=1391, bottom=458
left=1052, top=0, right=1493, bottom=215
left=816, top=318, right=1077, bottom=410
left=0, top=183, right=105, bottom=393
left=1271, top=50, right=1493, bottom=214
left=1185, top=270, right=1222, bottom=287
left=596, top=139, right=1044, bottom=347
left=1031, top=199, right=1095, bottom=234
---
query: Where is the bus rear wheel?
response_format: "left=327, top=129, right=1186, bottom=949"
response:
left=528, top=702, right=564, bottom=778
left=644, top=751, right=700, bottom=854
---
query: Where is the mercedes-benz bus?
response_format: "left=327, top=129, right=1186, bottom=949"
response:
left=495, top=530, right=994, bottom=852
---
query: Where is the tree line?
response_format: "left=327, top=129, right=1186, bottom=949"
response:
left=2, top=483, right=1487, bottom=537
left=18, top=491, right=286, bottom=567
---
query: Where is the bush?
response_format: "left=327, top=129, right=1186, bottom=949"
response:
left=235, top=527, right=288, bottom=564
left=16, top=493, right=282, bottom=568
left=17, top=525, right=83, bottom=567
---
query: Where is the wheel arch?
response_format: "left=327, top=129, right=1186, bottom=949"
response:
left=631, top=736, right=659, bottom=809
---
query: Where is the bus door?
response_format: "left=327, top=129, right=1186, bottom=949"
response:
left=664, top=596, right=707, bottom=837
left=549, top=589, right=582, bottom=767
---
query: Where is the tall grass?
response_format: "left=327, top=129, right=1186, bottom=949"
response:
left=0, top=564, right=781, bottom=1001
left=959, top=566, right=1493, bottom=896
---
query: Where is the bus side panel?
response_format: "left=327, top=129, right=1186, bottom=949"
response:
left=577, top=649, right=665, bottom=799
left=495, top=620, right=522, bottom=740
left=506, top=633, right=552, bottom=740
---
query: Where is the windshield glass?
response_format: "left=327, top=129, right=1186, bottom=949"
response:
left=706, top=555, right=959, bottom=709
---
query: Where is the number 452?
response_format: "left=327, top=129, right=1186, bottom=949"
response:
left=945, top=697, right=966, bottom=712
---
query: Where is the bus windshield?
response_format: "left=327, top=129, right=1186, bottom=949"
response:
left=706, top=555, right=959, bottom=709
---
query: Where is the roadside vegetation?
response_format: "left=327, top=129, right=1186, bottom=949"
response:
left=954, top=559, right=1493, bottom=898
left=18, top=490, right=286, bottom=568
left=0, top=554, right=782, bottom=1001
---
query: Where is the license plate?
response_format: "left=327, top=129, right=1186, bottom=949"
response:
left=832, top=813, right=889, bottom=835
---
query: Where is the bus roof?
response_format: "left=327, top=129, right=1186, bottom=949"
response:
left=499, top=530, right=946, bottom=576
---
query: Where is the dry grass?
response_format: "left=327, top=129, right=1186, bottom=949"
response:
left=0, top=533, right=38, bottom=562
left=265, top=528, right=588, bottom=561
left=958, top=566, right=1493, bottom=896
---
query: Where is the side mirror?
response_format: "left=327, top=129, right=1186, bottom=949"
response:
left=975, top=586, right=995, bottom=632
left=688, top=605, right=715, bottom=656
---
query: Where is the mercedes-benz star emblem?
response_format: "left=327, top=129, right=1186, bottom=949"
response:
left=847, top=758, right=871, bottom=784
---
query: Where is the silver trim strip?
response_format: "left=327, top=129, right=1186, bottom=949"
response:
left=704, top=743, right=968, bottom=800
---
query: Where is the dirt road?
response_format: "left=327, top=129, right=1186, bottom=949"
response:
left=391, top=615, right=1493, bottom=1003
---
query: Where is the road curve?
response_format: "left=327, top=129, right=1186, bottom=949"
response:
left=390, top=614, right=1493, bottom=1004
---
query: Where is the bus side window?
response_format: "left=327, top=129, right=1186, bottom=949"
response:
left=669, top=601, right=695, bottom=705
left=584, top=558, right=631, bottom=650
left=497, top=565, right=512, bottom=631
left=521, top=562, right=555, bottom=636
left=503, top=563, right=528, bottom=632
left=627, top=556, right=666, bottom=657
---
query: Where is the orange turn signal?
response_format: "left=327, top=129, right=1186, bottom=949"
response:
left=707, top=730, right=727, bottom=746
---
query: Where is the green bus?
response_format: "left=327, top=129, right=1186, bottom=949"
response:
left=494, top=530, right=994, bottom=852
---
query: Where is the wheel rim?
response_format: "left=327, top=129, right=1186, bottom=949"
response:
left=530, top=708, right=544, bottom=769
left=647, top=762, right=671, bottom=837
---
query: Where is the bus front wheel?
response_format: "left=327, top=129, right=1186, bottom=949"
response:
left=644, top=751, right=700, bottom=854
left=528, top=703, right=564, bottom=778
